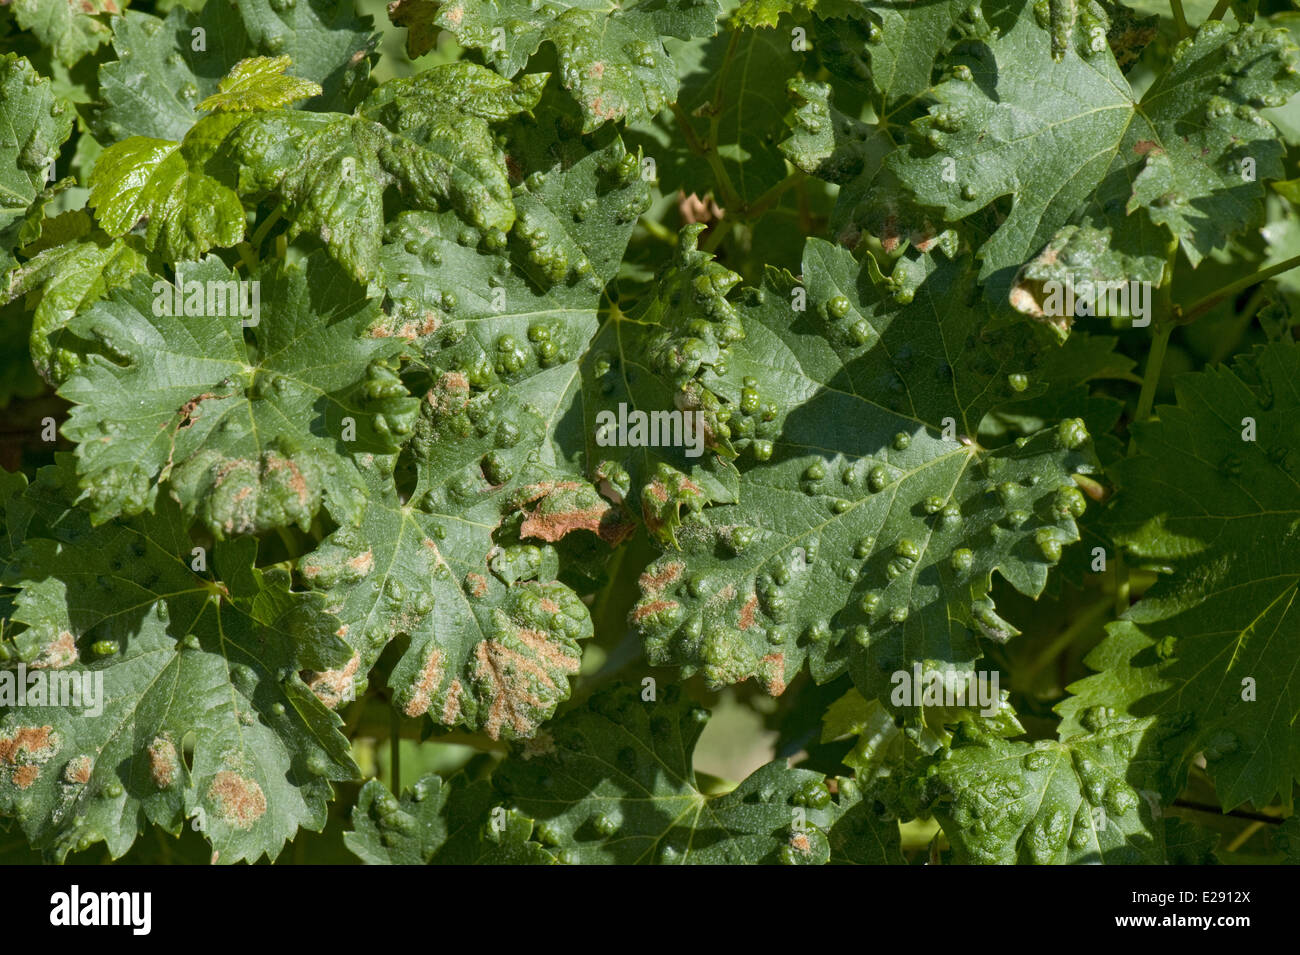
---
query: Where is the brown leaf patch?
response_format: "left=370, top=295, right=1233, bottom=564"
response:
left=63, top=756, right=93, bottom=785
left=404, top=648, right=442, bottom=717
left=0, top=725, right=59, bottom=766
left=208, top=771, right=267, bottom=829
left=517, top=481, right=635, bottom=545
left=30, top=630, right=78, bottom=670
left=638, top=561, right=683, bottom=595
left=305, top=654, right=361, bottom=709
left=148, top=737, right=178, bottom=789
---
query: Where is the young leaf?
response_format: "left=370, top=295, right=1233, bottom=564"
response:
left=87, top=130, right=246, bottom=262
left=194, top=55, right=323, bottom=113
left=228, top=63, right=546, bottom=280
left=4, top=211, right=147, bottom=384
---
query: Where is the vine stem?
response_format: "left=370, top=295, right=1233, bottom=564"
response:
left=1170, top=0, right=1189, bottom=37
left=1178, top=253, right=1300, bottom=324
left=668, top=102, right=742, bottom=212
left=1020, top=595, right=1112, bottom=684
left=1132, top=321, right=1172, bottom=431
left=640, top=217, right=676, bottom=245
left=1208, top=0, right=1232, bottom=21
left=248, top=207, right=283, bottom=253
left=235, top=241, right=259, bottom=273
left=701, top=216, right=734, bottom=254
left=390, top=707, right=401, bottom=794
left=1224, top=821, right=1266, bottom=852
left=1173, top=800, right=1285, bottom=825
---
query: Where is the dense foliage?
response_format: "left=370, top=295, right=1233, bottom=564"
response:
left=0, top=0, right=1296, bottom=865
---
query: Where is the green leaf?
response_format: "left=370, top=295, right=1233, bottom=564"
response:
left=732, top=0, right=863, bottom=30
left=826, top=798, right=906, bottom=864
left=823, top=686, right=1023, bottom=782
left=780, top=76, right=889, bottom=188
left=94, top=4, right=373, bottom=145
left=916, top=718, right=1168, bottom=864
left=229, top=0, right=377, bottom=111
left=0, top=55, right=74, bottom=273
left=1, top=459, right=357, bottom=863
left=305, top=456, right=596, bottom=740
left=58, top=254, right=418, bottom=535
left=300, top=125, right=649, bottom=736
left=7, top=0, right=120, bottom=67
left=4, top=210, right=148, bottom=384
left=228, top=63, right=545, bottom=281
left=195, top=55, right=322, bottom=113
left=346, top=774, right=555, bottom=863
left=87, top=129, right=245, bottom=262
left=378, top=112, right=650, bottom=479
left=344, top=684, right=899, bottom=864
left=883, top=15, right=1300, bottom=292
left=389, top=0, right=722, bottom=131
left=630, top=25, right=804, bottom=207
left=1008, top=224, right=1158, bottom=342
left=491, top=682, right=865, bottom=864
left=631, top=237, right=1098, bottom=709
left=1060, top=342, right=1300, bottom=809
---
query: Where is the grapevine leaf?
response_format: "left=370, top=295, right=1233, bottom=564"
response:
left=194, top=55, right=322, bottom=113
left=58, top=254, right=418, bottom=535
left=492, top=682, right=859, bottom=864
left=94, top=6, right=258, bottom=144
left=389, top=0, right=722, bottom=131
left=1060, top=342, right=1300, bottom=809
left=1008, top=224, right=1157, bottom=342
left=0, top=55, right=74, bottom=272
left=884, top=15, right=1300, bottom=292
left=916, top=718, right=1168, bottom=864
left=87, top=128, right=245, bottom=262
left=631, top=25, right=802, bottom=206
left=94, top=2, right=373, bottom=145
left=822, top=687, right=1023, bottom=783
left=732, top=0, right=863, bottom=30
left=227, top=0, right=378, bottom=112
left=303, top=122, right=649, bottom=737
left=228, top=63, right=546, bottom=281
left=345, top=774, right=554, bottom=863
left=304, top=454, right=596, bottom=741
left=379, top=111, right=649, bottom=476
left=631, top=237, right=1098, bottom=709
left=826, top=798, right=905, bottom=864
left=0, top=459, right=357, bottom=863
left=6, top=0, right=119, bottom=67
left=1163, top=817, right=1220, bottom=864
left=4, top=210, right=148, bottom=384
left=780, top=76, right=889, bottom=188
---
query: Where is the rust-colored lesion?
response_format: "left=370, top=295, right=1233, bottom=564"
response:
left=209, top=771, right=267, bottom=829
left=516, top=481, right=635, bottom=545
